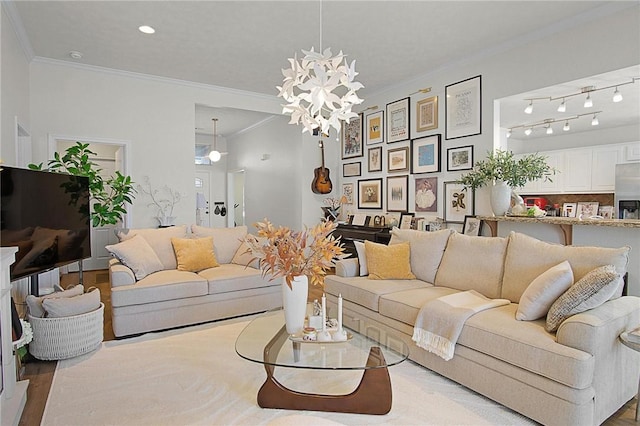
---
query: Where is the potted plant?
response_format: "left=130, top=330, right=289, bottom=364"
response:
left=243, top=219, right=346, bottom=335
left=29, top=142, right=135, bottom=227
left=458, top=149, right=555, bottom=216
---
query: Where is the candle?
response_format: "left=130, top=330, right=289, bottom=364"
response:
left=321, top=293, right=327, bottom=331
left=338, top=293, right=343, bottom=331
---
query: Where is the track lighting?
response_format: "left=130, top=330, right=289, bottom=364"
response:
left=506, top=129, right=512, bottom=138
left=508, top=111, right=600, bottom=137
left=584, top=93, right=593, bottom=108
left=557, top=99, right=566, bottom=112
left=613, top=87, right=623, bottom=102
left=524, top=128, right=532, bottom=136
left=591, top=114, right=599, bottom=126
left=546, top=124, right=553, bottom=135
left=563, top=121, right=570, bottom=131
left=524, top=101, right=533, bottom=114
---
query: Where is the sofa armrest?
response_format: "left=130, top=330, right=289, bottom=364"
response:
left=109, top=258, right=136, bottom=287
left=336, top=258, right=359, bottom=278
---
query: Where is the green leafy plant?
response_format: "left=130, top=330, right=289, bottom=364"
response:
left=458, top=149, right=556, bottom=190
left=29, top=142, right=135, bottom=227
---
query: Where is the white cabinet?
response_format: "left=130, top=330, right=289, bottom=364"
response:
left=591, top=145, right=623, bottom=191
left=562, top=148, right=593, bottom=192
left=622, top=142, right=640, bottom=162
left=539, top=151, right=563, bottom=192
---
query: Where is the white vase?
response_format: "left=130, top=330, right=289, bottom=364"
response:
left=490, top=180, right=512, bottom=216
left=282, top=275, right=308, bottom=336
left=156, top=216, right=176, bottom=227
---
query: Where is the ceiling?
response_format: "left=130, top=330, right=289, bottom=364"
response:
left=6, top=1, right=639, bottom=138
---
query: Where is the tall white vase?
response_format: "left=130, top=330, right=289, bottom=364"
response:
left=490, top=180, right=512, bottom=216
left=282, top=275, right=308, bottom=336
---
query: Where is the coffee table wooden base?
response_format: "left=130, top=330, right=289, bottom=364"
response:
left=257, top=325, right=392, bottom=415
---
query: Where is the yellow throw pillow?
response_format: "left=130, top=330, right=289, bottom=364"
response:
left=364, top=240, right=415, bottom=280
left=171, top=237, right=219, bottom=272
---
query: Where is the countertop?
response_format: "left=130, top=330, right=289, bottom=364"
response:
left=477, top=215, right=640, bottom=228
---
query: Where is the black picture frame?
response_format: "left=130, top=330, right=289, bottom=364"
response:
left=445, top=75, right=482, bottom=140
left=447, top=145, right=474, bottom=171
left=341, top=114, right=363, bottom=159
left=386, top=175, right=409, bottom=212
left=342, top=162, right=361, bottom=177
left=357, top=178, right=383, bottom=210
left=443, top=181, right=475, bottom=223
left=411, top=134, right=441, bottom=174
left=462, top=215, right=482, bottom=236
left=386, top=97, right=410, bottom=143
left=368, top=146, right=383, bottom=172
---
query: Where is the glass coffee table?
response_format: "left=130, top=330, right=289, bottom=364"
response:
left=235, top=307, right=409, bottom=415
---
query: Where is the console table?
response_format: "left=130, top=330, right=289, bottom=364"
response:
left=333, top=224, right=391, bottom=257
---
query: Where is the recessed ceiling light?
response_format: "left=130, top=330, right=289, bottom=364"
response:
left=138, top=25, right=155, bottom=34
left=69, top=51, right=83, bottom=60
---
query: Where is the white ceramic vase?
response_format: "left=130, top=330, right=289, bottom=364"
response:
left=490, top=180, right=512, bottom=216
left=156, top=216, right=177, bottom=227
left=282, top=275, right=308, bottom=336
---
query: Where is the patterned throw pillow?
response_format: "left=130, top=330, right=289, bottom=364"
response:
left=364, top=240, right=415, bottom=280
left=545, top=265, right=621, bottom=332
left=171, top=237, right=219, bottom=272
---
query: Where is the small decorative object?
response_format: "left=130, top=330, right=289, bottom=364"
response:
left=444, top=181, right=475, bottom=223
left=138, top=176, right=184, bottom=227
left=358, top=178, right=383, bottom=210
left=387, top=175, right=409, bottom=212
left=400, top=212, right=415, bottom=229
left=341, top=114, right=363, bottom=159
left=387, top=98, right=410, bottom=143
left=462, top=216, right=482, bottom=236
left=416, top=96, right=438, bottom=132
left=368, top=146, right=383, bottom=172
left=316, top=293, right=332, bottom=341
left=365, top=110, right=384, bottom=145
left=244, top=219, right=345, bottom=335
left=563, top=202, right=577, bottom=218
left=322, top=197, right=342, bottom=221
left=332, top=294, right=347, bottom=341
left=447, top=145, right=474, bottom=171
left=411, top=135, right=441, bottom=174
left=599, top=205, right=614, bottom=219
left=303, top=327, right=317, bottom=341
left=445, top=75, right=482, bottom=140
left=415, top=177, right=438, bottom=212
left=577, top=201, right=600, bottom=218
left=342, top=161, right=361, bottom=177
left=387, top=146, right=410, bottom=173
left=458, top=150, right=555, bottom=216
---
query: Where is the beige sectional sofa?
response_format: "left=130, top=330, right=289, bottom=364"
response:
left=107, top=225, right=281, bottom=337
left=325, top=229, right=640, bottom=426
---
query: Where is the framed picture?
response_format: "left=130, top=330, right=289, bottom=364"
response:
left=342, top=183, right=354, bottom=204
left=411, top=134, right=441, bottom=174
left=387, top=146, right=410, bottom=173
left=447, top=145, right=474, bottom=171
left=400, top=212, right=415, bottom=230
left=443, top=181, right=474, bottom=223
left=386, top=175, right=409, bottom=212
left=341, top=114, right=363, bottom=159
left=563, top=202, right=577, bottom=218
left=365, top=110, right=384, bottom=145
left=358, top=178, right=383, bottom=210
left=599, top=205, right=614, bottom=219
left=386, top=97, right=410, bottom=143
left=462, top=216, right=482, bottom=236
left=342, top=161, right=361, bottom=177
left=416, top=96, right=438, bottom=132
left=368, top=147, right=383, bottom=172
left=415, top=176, right=437, bottom=212
left=445, top=75, right=481, bottom=140
left=577, top=201, right=599, bottom=218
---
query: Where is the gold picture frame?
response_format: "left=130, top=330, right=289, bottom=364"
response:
left=416, top=96, right=438, bottom=132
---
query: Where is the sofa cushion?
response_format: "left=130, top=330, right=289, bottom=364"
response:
left=389, top=228, right=453, bottom=283
left=26, top=284, right=85, bottom=318
left=379, top=286, right=461, bottom=326
left=191, top=225, right=247, bottom=264
left=110, top=270, right=208, bottom=307
left=43, top=287, right=101, bottom=318
left=198, top=263, right=277, bottom=294
left=171, top=237, right=219, bottom=272
left=324, top=274, right=429, bottom=312
left=434, top=232, right=508, bottom=299
left=516, top=260, right=574, bottom=321
left=117, top=225, right=188, bottom=270
left=231, top=240, right=259, bottom=269
left=353, top=241, right=368, bottom=276
left=364, top=241, right=415, bottom=280
left=502, top=232, right=630, bottom=303
left=545, top=265, right=621, bottom=332
left=106, top=234, right=164, bottom=280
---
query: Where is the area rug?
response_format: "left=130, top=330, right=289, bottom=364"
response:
left=41, top=316, right=535, bottom=425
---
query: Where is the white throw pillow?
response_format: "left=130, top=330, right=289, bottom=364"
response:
left=106, top=235, right=164, bottom=280
left=354, top=241, right=368, bottom=276
left=26, top=284, right=85, bottom=318
left=389, top=228, right=453, bottom=283
left=516, top=261, right=574, bottom=321
left=43, top=287, right=101, bottom=318
left=117, top=225, right=188, bottom=270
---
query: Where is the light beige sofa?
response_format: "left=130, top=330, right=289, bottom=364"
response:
left=325, top=229, right=640, bottom=426
left=108, top=225, right=281, bottom=337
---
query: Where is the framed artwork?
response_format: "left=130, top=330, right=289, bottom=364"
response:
left=443, top=181, right=474, bottom=223
left=386, top=175, right=409, bottom=212
left=386, top=97, right=410, bottom=143
left=341, top=114, right=363, bottom=159
left=411, top=134, right=441, bottom=174
left=387, top=146, right=410, bottom=173
left=563, top=202, right=577, bottom=218
left=368, top=147, right=383, bottom=172
left=342, top=183, right=354, bottom=204
left=416, top=96, right=438, bottom=132
left=447, top=145, right=474, bottom=171
left=365, top=110, right=384, bottom=145
left=414, top=177, right=437, bottom=212
left=342, top=161, right=361, bottom=177
left=462, top=216, right=482, bottom=236
left=599, top=205, right=614, bottom=219
left=445, top=75, right=482, bottom=140
left=358, top=178, right=383, bottom=210
left=577, top=201, right=599, bottom=218
left=400, top=212, right=415, bottom=229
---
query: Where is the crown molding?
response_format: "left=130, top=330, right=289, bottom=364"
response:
left=2, top=0, right=35, bottom=61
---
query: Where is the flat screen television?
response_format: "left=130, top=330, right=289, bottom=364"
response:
left=1, top=166, right=91, bottom=281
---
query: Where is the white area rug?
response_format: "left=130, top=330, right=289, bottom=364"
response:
left=42, top=316, right=535, bottom=425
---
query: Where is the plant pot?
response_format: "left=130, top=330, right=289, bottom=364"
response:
left=490, top=180, right=512, bottom=216
left=156, top=216, right=177, bottom=227
left=282, top=275, right=308, bottom=336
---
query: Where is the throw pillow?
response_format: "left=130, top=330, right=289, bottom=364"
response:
left=545, top=265, right=621, bottom=332
left=389, top=228, right=453, bottom=283
left=106, top=234, right=164, bottom=280
left=117, top=225, right=188, bottom=270
left=516, top=260, right=574, bottom=321
left=354, top=241, right=368, bottom=276
left=364, top=240, right=415, bottom=280
left=43, top=287, right=101, bottom=318
left=231, top=240, right=259, bottom=269
left=171, top=237, right=219, bottom=272
left=26, top=284, right=85, bottom=318
left=191, top=225, right=248, bottom=264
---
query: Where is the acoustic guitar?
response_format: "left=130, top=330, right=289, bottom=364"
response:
left=311, top=139, right=332, bottom=194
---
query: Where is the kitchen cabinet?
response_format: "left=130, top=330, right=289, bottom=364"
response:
left=562, top=148, right=593, bottom=192
left=591, top=145, right=623, bottom=191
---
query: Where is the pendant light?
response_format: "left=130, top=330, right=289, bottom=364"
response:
left=563, top=120, right=571, bottom=131
left=208, top=118, right=221, bottom=162
left=557, top=99, right=566, bottom=112
left=591, top=114, right=599, bottom=126
left=524, top=100, right=533, bottom=114
left=613, top=87, right=623, bottom=102
left=584, top=93, right=593, bottom=108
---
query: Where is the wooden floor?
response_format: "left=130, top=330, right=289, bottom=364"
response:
left=18, top=270, right=638, bottom=425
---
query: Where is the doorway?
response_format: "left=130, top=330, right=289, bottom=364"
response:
left=195, top=170, right=211, bottom=227
left=227, top=170, right=245, bottom=227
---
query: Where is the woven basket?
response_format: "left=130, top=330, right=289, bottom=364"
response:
left=28, top=303, right=104, bottom=360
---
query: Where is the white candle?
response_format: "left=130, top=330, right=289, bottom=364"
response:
left=321, top=293, right=327, bottom=331
left=338, top=293, right=343, bottom=331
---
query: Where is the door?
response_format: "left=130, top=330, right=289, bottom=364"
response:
left=195, top=171, right=211, bottom=227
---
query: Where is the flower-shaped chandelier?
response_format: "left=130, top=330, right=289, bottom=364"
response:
left=277, top=47, right=364, bottom=135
